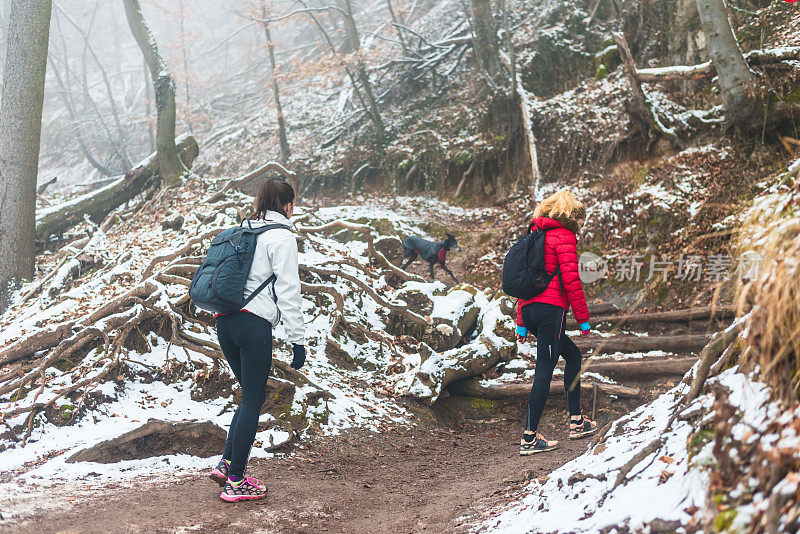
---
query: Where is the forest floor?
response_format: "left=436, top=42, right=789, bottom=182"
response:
left=2, top=390, right=658, bottom=534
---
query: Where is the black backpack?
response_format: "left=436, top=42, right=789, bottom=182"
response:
left=189, top=220, right=291, bottom=314
left=502, top=224, right=559, bottom=300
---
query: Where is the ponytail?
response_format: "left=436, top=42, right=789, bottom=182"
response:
left=251, top=179, right=295, bottom=219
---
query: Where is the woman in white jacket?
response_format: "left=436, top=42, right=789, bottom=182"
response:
left=210, top=179, right=306, bottom=502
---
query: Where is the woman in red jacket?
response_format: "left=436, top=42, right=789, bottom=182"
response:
left=516, top=190, right=597, bottom=455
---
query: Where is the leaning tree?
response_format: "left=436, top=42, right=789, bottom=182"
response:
left=123, top=0, right=186, bottom=186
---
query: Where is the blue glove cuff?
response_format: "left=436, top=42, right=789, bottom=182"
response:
left=579, top=322, right=591, bottom=331
left=516, top=326, right=528, bottom=337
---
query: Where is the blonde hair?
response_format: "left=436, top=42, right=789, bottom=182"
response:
left=534, top=190, right=586, bottom=222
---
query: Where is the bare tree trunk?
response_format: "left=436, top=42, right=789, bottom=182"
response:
left=469, top=0, right=503, bottom=80
left=123, top=0, right=185, bottom=187
left=143, top=58, right=155, bottom=152
left=260, top=3, right=290, bottom=161
left=695, top=0, right=760, bottom=131
left=500, top=0, right=538, bottom=194
left=0, top=0, right=51, bottom=310
left=386, top=0, right=412, bottom=57
left=338, top=0, right=385, bottom=140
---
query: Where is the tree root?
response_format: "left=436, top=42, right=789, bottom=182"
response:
left=612, top=437, right=664, bottom=490
left=296, top=220, right=424, bottom=283
left=302, top=264, right=430, bottom=330
left=684, top=319, right=744, bottom=404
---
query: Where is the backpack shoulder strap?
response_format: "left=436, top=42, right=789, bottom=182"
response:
left=251, top=223, right=292, bottom=235
left=243, top=273, right=277, bottom=308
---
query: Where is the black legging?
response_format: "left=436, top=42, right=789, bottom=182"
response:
left=216, top=312, right=273, bottom=478
left=522, top=302, right=582, bottom=432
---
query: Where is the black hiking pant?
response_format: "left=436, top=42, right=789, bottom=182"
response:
left=521, top=303, right=582, bottom=432
left=216, top=311, right=273, bottom=478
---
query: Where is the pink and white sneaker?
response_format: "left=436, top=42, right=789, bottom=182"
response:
left=209, top=458, right=230, bottom=486
left=220, top=476, right=268, bottom=502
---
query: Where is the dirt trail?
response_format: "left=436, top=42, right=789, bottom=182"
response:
left=2, top=393, right=648, bottom=534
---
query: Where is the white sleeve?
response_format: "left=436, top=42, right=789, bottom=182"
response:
left=269, top=233, right=305, bottom=345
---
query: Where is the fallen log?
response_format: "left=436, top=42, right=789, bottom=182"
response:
left=636, top=46, right=800, bottom=82
left=35, top=134, right=199, bottom=242
left=613, top=32, right=674, bottom=137
left=573, top=334, right=710, bottom=354
left=448, top=377, right=641, bottom=399
left=583, top=356, right=698, bottom=379
left=567, top=305, right=735, bottom=329
left=588, top=302, right=620, bottom=316
left=204, top=161, right=296, bottom=203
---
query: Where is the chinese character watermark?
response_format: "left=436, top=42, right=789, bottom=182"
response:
left=578, top=252, right=762, bottom=284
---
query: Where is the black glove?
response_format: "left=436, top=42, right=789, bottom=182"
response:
left=291, top=344, right=306, bottom=370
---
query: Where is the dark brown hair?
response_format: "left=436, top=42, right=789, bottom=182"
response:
left=251, top=179, right=295, bottom=219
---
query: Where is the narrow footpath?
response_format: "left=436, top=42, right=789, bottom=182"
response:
left=3, top=393, right=646, bottom=534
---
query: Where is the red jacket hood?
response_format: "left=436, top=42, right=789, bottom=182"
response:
left=530, top=216, right=567, bottom=231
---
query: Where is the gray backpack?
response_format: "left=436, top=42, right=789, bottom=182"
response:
left=189, top=219, right=290, bottom=314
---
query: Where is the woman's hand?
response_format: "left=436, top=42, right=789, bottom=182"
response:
left=291, top=344, right=306, bottom=369
left=515, top=326, right=534, bottom=343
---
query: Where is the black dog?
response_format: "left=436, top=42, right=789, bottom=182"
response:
left=401, top=233, right=460, bottom=282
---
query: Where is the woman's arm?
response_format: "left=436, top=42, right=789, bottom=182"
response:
left=515, top=299, right=528, bottom=338
left=269, top=233, right=305, bottom=345
left=553, top=231, right=591, bottom=330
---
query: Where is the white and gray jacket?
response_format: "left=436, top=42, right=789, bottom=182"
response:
left=243, top=211, right=305, bottom=345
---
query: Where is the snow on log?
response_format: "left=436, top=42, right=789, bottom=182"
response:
left=35, top=134, right=199, bottom=242
left=582, top=356, right=698, bottom=380
left=573, top=334, right=710, bottom=355
left=636, top=46, right=800, bottom=82
left=566, top=305, right=735, bottom=329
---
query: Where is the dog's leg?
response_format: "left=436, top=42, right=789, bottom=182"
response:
left=428, top=261, right=435, bottom=281
left=441, top=263, right=458, bottom=283
left=401, top=251, right=417, bottom=270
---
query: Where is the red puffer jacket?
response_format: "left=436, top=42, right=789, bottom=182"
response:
left=515, top=216, right=591, bottom=330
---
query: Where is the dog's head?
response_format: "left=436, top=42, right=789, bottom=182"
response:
left=446, top=233, right=460, bottom=251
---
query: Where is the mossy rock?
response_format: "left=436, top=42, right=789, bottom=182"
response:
left=712, top=508, right=737, bottom=532
left=53, top=359, right=73, bottom=372
left=688, top=424, right=715, bottom=459
left=328, top=228, right=369, bottom=244
left=418, top=221, right=451, bottom=239
left=260, top=376, right=309, bottom=434
left=593, top=44, right=619, bottom=80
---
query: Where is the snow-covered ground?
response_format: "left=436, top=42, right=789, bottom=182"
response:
left=480, top=366, right=776, bottom=533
